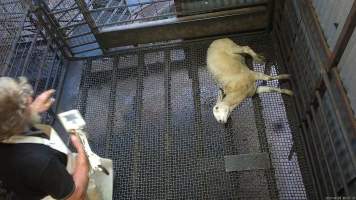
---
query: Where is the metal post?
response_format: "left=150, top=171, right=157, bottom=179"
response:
left=163, top=50, right=173, bottom=199
left=105, top=57, right=117, bottom=157
left=20, top=30, right=39, bottom=76
left=78, top=60, right=92, bottom=117
left=131, top=52, right=144, bottom=199
left=315, top=91, right=350, bottom=195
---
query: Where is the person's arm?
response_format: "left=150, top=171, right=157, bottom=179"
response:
left=66, top=134, right=89, bottom=200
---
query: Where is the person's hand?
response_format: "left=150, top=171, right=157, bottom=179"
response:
left=29, top=89, right=55, bottom=113
left=70, top=133, right=86, bottom=155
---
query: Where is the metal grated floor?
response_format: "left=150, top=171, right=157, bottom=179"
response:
left=76, top=33, right=307, bottom=199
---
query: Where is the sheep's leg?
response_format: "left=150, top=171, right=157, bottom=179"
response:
left=256, top=86, right=293, bottom=96
left=253, top=72, right=291, bottom=81
left=233, top=46, right=265, bottom=63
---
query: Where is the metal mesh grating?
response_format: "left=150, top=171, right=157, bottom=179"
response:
left=77, top=33, right=308, bottom=199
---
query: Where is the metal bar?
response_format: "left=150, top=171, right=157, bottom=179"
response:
left=187, top=47, right=208, bottom=199
left=19, top=31, right=38, bottom=76
left=32, top=7, right=73, bottom=57
left=93, top=0, right=114, bottom=23
left=0, top=0, right=21, bottom=6
left=104, top=57, right=117, bottom=157
left=131, top=52, right=144, bottom=199
left=253, top=68, right=279, bottom=200
left=51, top=59, right=67, bottom=116
left=75, top=0, right=99, bottom=34
left=45, top=55, right=59, bottom=90
left=51, top=0, right=67, bottom=12
left=1, top=10, right=27, bottom=76
left=98, top=6, right=268, bottom=48
left=90, top=0, right=172, bottom=12
left=331, top=68, right=356, bottom=134
left=34, top=45, right=50, bottom=93
left=69, top=40, right=97, bottom=48
left=163, top=50, right=173, bottom=199
left=307, top=110, right=337, bottom=196
left=305, top=113, right=330, bottom=197
left=315, top=91, right=350, bottom=195
left=65, top=31, right=92, bottom=39
left=103, top=1, right=125, bottom=25
left=322, top=71, right=356, bottom=169
left=301, top=122, right=323, bottom=199
left=50, top=58, right=63, bottom=89
left=52, top=6, right=79, bottom=14
left=78, top=60, right=92, bottom=117
left=328, top=0, right=356, bottom=70
left=59, top=21, right=86, bottom=30
left=72, top=47, right=100, bottom=54
left=7, top=39, right=24, bottom=76
left=176, top=1, right=269, bottom=17
left=62, top=11, right=82, bottom=27
left=97, top=12, right=175, bottom=28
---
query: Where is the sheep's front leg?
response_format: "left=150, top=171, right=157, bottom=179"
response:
left=256, top=86, right=293, bottom=96
left=233, top=46, right=265, bottom=63
left=253, top=72, right=291, bottom=81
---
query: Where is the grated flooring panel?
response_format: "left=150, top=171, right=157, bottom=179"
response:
left=77, top=33, right=307, bottom=199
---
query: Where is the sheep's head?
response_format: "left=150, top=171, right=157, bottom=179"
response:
left=213, top=89, right=231, bottom=124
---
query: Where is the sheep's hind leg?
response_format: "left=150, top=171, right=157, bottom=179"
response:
left=254, top=72, right=291, bottom=81
left=256, top=86, right=293, bottom=96
left=233, top=46, right=265, bottom=64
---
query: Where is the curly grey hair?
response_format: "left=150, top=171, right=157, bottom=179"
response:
left=0, top=76, right=34, bottom=141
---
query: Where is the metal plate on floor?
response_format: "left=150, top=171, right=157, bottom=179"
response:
left=224, top=153, right=271, bottom=172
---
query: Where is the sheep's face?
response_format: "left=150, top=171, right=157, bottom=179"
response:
left=213, top=102, right=231, bottom=124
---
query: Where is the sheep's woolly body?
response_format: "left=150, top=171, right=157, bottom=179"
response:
left=207, top=38, right=258, bottom=107
left=207, top=38, right=292, bottom=123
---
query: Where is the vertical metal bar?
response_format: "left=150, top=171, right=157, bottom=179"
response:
left=19, top=30, right=39, bottom=76
left=301, top=122, right=323, bottom=200
left=252, top=62, right=279, bottom=200
left=131, top=52, right=144, bottom=199
left=105, top=58, right=117, bottom=157
left=163, top=50, right=173, bottom=200
left=78, top=60, right=92, bottom=117
left=322, top=72, right=356, bottom=169
left=305, top=113, right=333, bottom=197
left=51, top=59, right=68, bottom=123
left=14, top=41, right=32, bottom=76
left=187, top=47, right=204, bottom=158
left=51, top=58, right=63, bottom=89
left=251, top=95, right=279, bottom=200
left=34, top=45, right=50, bottom=93
left=188, top=46, right=208, bottom=199
left=44, top=55, right=59, bottom=90
left=315, top=91, right=350, bottom=194
left=1, top=10, right=28, bottom=76
left=310, top=106, right=338, bottom=195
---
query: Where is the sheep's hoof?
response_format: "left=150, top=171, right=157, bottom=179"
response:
left=278, top=74, right=291, bottom=80
left=282, top=89, right=294, bottom=96
left=254, top=54, right=265, bottom=64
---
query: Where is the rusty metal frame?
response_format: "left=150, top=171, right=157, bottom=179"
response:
left=98, top=6, right=269, bottom=49
left=327, top=1, right=356, bottom=70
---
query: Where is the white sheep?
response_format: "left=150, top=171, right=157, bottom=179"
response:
left=207, top=38, right=293, bottom=124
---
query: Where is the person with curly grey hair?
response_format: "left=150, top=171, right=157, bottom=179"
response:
left=0, top=77, right=89, bottom=200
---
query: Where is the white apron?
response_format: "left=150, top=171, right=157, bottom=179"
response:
left=2, top=124, right=113, bottom=200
